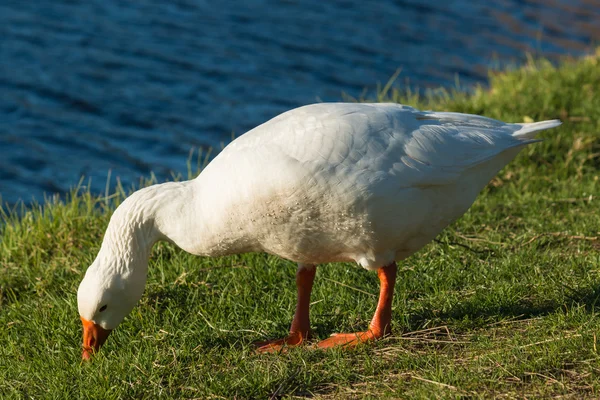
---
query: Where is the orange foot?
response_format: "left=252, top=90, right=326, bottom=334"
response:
left=254, top=331, right=307, bottom=353
left=316, top=330, right=380, bottom=349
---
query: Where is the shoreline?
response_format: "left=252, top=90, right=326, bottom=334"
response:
left=2, top=49, right=599, bottom=212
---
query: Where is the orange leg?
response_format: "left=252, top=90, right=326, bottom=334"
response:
left=255, top=264, right=316, bottom=353
left=317, top=262, right=397, bottom=349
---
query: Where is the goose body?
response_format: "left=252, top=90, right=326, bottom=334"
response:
left=184, top=102, right=557, bottom=268
left=77, top=103, right=561, bottom=357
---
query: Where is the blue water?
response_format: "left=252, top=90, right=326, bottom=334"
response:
left=1, top=0, right=599, bottom=205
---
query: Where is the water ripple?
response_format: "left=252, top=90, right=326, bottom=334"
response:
left=0, top=0, right=599, bottom=205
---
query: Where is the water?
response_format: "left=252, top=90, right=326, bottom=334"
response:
left=1, top=0, right=599, bottom=205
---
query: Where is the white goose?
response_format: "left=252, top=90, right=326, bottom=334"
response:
left=77, top=102, right=560, bottom=358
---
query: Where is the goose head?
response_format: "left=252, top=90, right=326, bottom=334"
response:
left=76, top=182, right=188, bottom=360
left=77, top=253, right=148, bottom=359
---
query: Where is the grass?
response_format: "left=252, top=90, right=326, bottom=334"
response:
left=1, top=50, right=600, bottom=399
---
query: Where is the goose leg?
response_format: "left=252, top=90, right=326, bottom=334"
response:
left=255, top=264, right=316, bottom=353
left=317, top=262, right=397, bottom=349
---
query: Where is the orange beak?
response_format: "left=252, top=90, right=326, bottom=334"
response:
left=81, top=316, right=112, bottom=360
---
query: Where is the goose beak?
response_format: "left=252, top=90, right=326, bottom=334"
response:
left=81, top=316, right=112, bottom=360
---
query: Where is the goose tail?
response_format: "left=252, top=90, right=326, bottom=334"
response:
left=513, top=119, right=562, bottom=140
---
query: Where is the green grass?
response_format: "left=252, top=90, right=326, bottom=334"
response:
left=1, top=50, right=600, bottom=399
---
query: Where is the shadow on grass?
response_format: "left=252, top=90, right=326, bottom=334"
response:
left=141, top=277, right=600, bottom=343
left=110, top=279, right=600, bottom=399
left=405, top=283, right=600, bottom=332
left=563, top=283, right=600, bottom=311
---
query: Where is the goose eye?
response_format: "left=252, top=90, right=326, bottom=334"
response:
left=99, top=305, right=108, bottom=312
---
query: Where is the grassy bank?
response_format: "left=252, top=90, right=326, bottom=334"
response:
left=1, top=51, right=599, bottom=399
